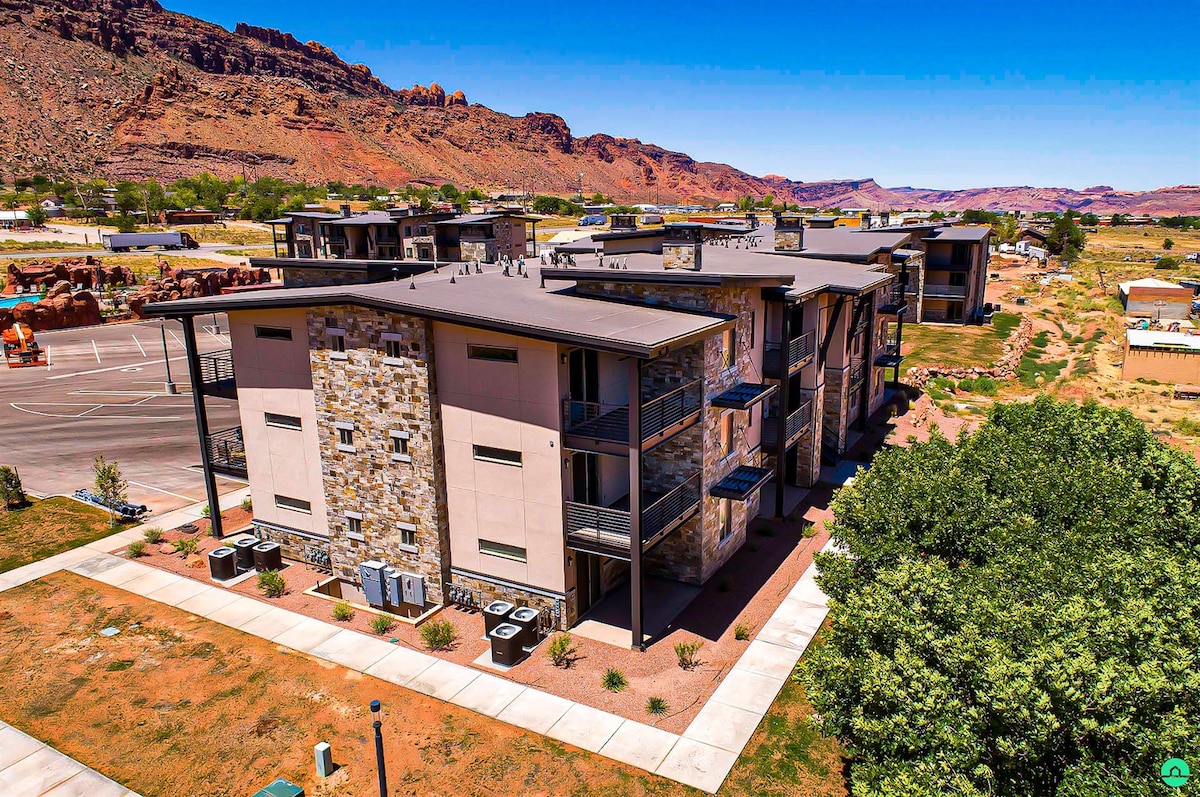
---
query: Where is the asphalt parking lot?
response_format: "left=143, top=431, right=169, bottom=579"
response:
left=0, top=317, right=242, bottom=515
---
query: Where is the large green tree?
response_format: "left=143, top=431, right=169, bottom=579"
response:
left=1045, top=214, right=1086, bottom=258
left=803, top=398, right=1199, bottom=797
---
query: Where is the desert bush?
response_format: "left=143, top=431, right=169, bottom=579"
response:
left=370, top=614, right=395, bottom=635
left=546, top=633, right=577, bottom=667
left=171, top=537, right=198, bottom=556
left=142, top=527, right=164, bottom=543
left=257, top=569, right=285, bottom=598
left=420, top=619, right=457, bottom=651
left=200, top=504, right=211, bottom=517
left=332, top=601, right=354, bottom=622
left=646, top=696, right=669, bottom=716
left=674, top=640, right=703, bottom=670
left=240, top=497, right=253, bottom=512
left=734, top=623, right=751, bottom=641
left=0, top=465, right=26, bottom=510
left=127, top=540, right=146, bottom=558
left=602, top=667, right=628, bottom=692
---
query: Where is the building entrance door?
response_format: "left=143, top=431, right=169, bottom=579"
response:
left=575, top=552, right=603, bottom=615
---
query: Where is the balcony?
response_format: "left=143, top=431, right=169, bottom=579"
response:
left=853, top=305, right=872, bottom=336
left=878, top=282, right=908, bottom=315
left=923, top=283, right=969, bottom=298
left=849, top=358, right=868, bottom=389
left=565, top=473, right=702, bottom=560
left=197, top=349, right=236, bottom=399
left=763, top=329, right=816, bottom=379
left=761, top=394, right=815, bottom=450
left=562, top=379, right=702, bottom=455
left=204, top=426, right=247, bottom=478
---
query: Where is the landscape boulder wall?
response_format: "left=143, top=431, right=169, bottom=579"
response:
left=903, top=316, right=1035, bottom=389
left=128, top=266, right=271, bottom=318
left=5, top=258, right=136, bottom=293
left=0, top=282, right=101, bottom=332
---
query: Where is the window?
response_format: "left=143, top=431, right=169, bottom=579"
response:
left=338, top=428, right=354, bottom=447
left=385, top=339, right=404, bottom=359
left=275, top=495, right=311, bottom=513
left=468, top=345, right=519, bottom=363
left=331, top=334, right=346, bottom=353
left=399, top=524, right=417, bottom=549
left=479, top=539, right=527, bottom=562
left=748, top=311, right=756, bottom=348
left=473, top=445, right=522, bottom=466
left=404, top=226, right=412, bottom=237
left=254, top=325, right=292, bottom=341
left=720, top=328, right=736, bottom=369
left=347, top=516, right=361, bottom=536
left=949, top=272, right=967, bottom=287
left=392, top=436, right=408, bottom=456
left=720, top=411, right=734, bottom=457
left=264, top=412, right=302, bottom=430
left=719, top=499, right=733, bottom=542
left=951, top=242, right=972, bottom=266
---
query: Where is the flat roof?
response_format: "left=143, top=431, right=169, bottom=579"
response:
left=1127, top=329, right=1200, bottom=351
left=922, top=226, right=992, bottom=243
left=283, top=211, right=342, bottom=220
left=794, top=228, right=911, bottom=260
left=323, top=212, right=396, bottom=227
left=143, top=263, right=734, bottom=358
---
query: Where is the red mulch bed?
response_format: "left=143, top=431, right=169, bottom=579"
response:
left=128, top=499, right=835, bottom=733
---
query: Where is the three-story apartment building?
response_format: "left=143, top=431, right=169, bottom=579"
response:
left=147, top=223, right=903, bottom=648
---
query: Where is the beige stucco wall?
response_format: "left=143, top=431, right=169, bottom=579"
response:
left=434, top=323, right=566, bottom=594
left=228, top=308, right=329, bottom=535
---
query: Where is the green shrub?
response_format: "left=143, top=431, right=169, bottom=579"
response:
left=200, top=505, right=211, bottom=518
left=1175, top=417, right=1200, bottom=437
left=546, top=633, right=577, bottom=667
left=646, top=696, right=669, bottom=716
left=142, top=527, right=163, bottom=544
left=602, top=667, right=628, bottom=692
left=127, top=540, right=146, bottom=558
left=240, top=497, right=253, bottom=512
left=674, top=640, right=703, bottom=670
left=420, top=619, right=457, bottom=651
left=0, top=465, right=26, bottom=509
left=332, top=601, right=354, bottom=622
left=958, top=376, right=999, bottom=396
left=171, top=537, right=198, bottom=556
left=1155, top=256, right=1180, bottom=270
left=734, top=623, right=751, bottom=641
left=370, top=614, right=395, bottom=635
left=801, top=523, right=817, bottom=539
left=257, top=570, right=286, bottom=598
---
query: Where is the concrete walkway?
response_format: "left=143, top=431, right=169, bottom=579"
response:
left=0, top=498, right=836, bottom=794
left=0, top=720, right=139, bottom=797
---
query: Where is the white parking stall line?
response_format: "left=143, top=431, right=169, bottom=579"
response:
left=91, top=339, right=102, bottom=364
left=128, top=481, right=201, bottom=502
left=46, top=355, right=190, bottom=380
left=132, top=335, right=147, bottom=357
left=168, top=329, right=185, bottom=349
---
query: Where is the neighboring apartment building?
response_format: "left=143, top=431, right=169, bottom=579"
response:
left=147, top=224, right=903, bottom=648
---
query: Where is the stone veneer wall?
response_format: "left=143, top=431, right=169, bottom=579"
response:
left=282, top=267, right=371, bottom=289
left=774, top=230, right=802, bottom=251
left=795, top=382, right=825, bottom=486
left=308, top=305, right=452, bottom=606
left=823, top=366, right=849, bottom=455
left=451, top=570, right=573, bottom=631
left=575, top=281, right=760, bottom=584
left=662, top=242, right=700, bottom=270
left=459, top=240, right=494, bottom=263
left=253, top=521, right=333, bottom=572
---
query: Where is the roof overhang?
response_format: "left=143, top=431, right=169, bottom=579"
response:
left=540, top=268, right=792, bottom=289
left=710, top=465, right=774, bottom=501
left=711, top=382, right=777, bottom=410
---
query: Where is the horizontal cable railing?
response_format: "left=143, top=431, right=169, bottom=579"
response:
left=565, top=501, right=632, bottom=552
left=204, top=425, right=246, bottom=475
left=641, top=379, right=701, bottom=440
left=198, top=349, right=234, bottom=385
left=562, top=400, right=630, bottom=444
left=849, top=358, right=868, bottom=387
left=642, top=472, right=702, bottom=540
left=923, top=283, right=969, bottom=297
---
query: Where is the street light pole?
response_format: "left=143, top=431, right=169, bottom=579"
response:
left=160, top=322, right=177, bottom=395
left=371, top=700, right=388, bottom=797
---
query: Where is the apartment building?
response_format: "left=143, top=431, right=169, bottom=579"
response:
left=267, top=207, right=534, bottom=264
left=147, top=223, right=903, bottom=648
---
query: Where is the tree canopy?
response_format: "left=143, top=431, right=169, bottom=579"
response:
left=1045, top=214, right=1086, bottom=258
left=803, top=398, right=1200, bottom=797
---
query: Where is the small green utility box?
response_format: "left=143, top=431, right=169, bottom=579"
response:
left=252, top=778, right=304, bottom=797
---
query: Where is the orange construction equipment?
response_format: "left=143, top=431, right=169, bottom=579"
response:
left=3, top=323, right=47, bottom=368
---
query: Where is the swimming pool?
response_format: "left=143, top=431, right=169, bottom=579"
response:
left=0, top=293, right=43, bottom=309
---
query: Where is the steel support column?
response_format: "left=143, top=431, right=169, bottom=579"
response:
left=628, top=357, right=644, bottom=651
left=182, top=316, right=224, bottom=539
left=773, top=300, right=791, bottom=519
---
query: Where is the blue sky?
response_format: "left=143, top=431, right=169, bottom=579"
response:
left=167, top=0, right=1198, bottom=190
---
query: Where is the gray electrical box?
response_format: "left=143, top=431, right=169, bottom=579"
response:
left=384, top=568, right=401, bottom=606
left=400, top=572, right=425, bottom=607
left=359, top=560, right=386, bottom=607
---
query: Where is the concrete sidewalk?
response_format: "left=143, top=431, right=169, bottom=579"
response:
left=0, top=488, right=838, bottom=794
left=0, top=721, right=138, bottom=797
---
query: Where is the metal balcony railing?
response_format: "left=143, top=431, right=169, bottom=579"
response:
left=197, top=349, right=236, bottom=397
left=562, top=400, right=630, bottom=446
left=923, top=283, right=969, bottom=298
left=764, top=329, right=816, bottom=376
left=879, top=282, right=908, bottom=313
left=642, top=473, right=702, bottom=543
left=854, top=306, right=872, bottom=336
left=205, top=425, right=247, bottom=477
left=849, top=358, right=868, bottom=388
left=565, top=472, right=702, bottom=559
left=761, top=396, right=814, bottom=449
left=640, top=379, right=702, bottom=440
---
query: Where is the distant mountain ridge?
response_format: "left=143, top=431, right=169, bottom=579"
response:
left=0, top=0, right=1195, bottom=214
